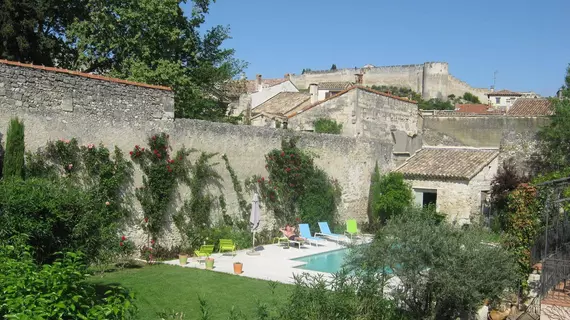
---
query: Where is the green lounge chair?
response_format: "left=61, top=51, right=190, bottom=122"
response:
left=194, top=245, right=214, bottom=262
left=218, top=239, right=236, bottom=255
left=345, top=220, right=361, bottom=240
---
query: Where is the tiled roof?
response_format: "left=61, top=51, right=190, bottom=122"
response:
left=0, top=59, right=172, bottom=91
left=507, top=98, right=553, bottom=116
left=246, top=78, right=289, bottom=93
left=252, top=92, right=311, bottom=116
left=317, top=81, right=353, bottom=91
left=394, top=147, right=499, bottom=180
left=287, top=85, right=416, bottom=119
left=455, top=104, right=495, bottom=114
left=487, top=89, right=522, bottom=97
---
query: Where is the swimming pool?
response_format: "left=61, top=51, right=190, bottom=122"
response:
left=293, top=248, right=350, bottom=273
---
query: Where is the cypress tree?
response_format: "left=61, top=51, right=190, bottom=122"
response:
left=0, top=131, right=4, bottom=179
left=3, top=118, right=25, bottom=179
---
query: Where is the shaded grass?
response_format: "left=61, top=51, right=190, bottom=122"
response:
left=89, top=264, right=291, bottom=319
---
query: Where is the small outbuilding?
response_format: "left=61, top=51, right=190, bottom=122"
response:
left=394, top=147, right=499, bottom=225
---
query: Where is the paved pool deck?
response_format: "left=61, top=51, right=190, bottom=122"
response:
left=163, top=235, right=373, bottom=284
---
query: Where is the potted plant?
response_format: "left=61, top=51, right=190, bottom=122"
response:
left=233, top=261, right=243, bottom=274
left=205, top=257, right=215, bottom=270
left=179, top=251, right=189, bottom=266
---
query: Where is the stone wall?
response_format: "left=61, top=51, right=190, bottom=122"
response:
left=288, top=88, right=420, bottom=142
left=423, top=115, right=549, bottom=147
left=499, top=129, right=541, bottom=175
left=447, top=75, right=489, bottom=104
left=0, top=60, right=174, bottom=120
left=289, top=62, right=488, bottom=101
left=0, top=60, right=393, bottom=246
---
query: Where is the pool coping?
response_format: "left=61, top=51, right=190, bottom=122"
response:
left=162, top=235, right=373, bottom=284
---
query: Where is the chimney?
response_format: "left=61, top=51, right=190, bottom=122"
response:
left=309, top=83, right=319, bottom=104
left=355, top=73, right=363, bottom=85
left=256, top=74, right=262, bottom=91
left=284, top=73, right=290, bottom=80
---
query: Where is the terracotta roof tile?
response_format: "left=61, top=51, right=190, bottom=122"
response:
left=0, top=59, right=172, bottom=91
left=317, top=81, right=353, bottom=91
left=246, top=78, right=289, bottom=93
left=252, top=92, right=311, bottom=116
left=487, top=89, right=522, bottom=97
left=455, top=104, right=496, bottom=114
left=394, top=147, right=499, bottom=180
left=507, top=98, right=553, bottom=116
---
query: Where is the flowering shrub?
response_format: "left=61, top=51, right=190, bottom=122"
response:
left=17, top=138, right=133, bottom=264
left=130, top=133, right=192, bottom=241
left=247, top=137, right=341, bottom=230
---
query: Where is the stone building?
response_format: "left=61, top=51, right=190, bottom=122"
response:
left=487, top=89, right=522, bottom=111
left=394, top=147, right=499, bottom=225
left=289, top=62, right=490, bottom=103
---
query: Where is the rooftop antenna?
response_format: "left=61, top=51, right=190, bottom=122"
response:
left=492, top=70, right=498, bottom=90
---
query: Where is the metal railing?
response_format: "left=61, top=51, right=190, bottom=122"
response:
left=539, top=257, right=570, bottom=297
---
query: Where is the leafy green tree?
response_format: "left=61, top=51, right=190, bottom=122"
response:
left=418, top=98, right=454, bottom=110
left=462, top=92, right=482, bottom=104
left=348, top=209, right=518, bottom=320
left=0, top=0, right=86, bottom=67
left=330, top=64, right=337, bottom=71
left=534, top=64, right=570, bottom=174
left=369, top=167, right=412, bottom=224
left=3, top=118, right=25, bottom=179
left=67, top=0, right=245, bottom=122
left=313, top=118, right=342, bottom=134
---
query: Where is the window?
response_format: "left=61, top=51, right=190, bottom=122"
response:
left=413, top=188, right=437, bottom=208
left=495, top=97, right=501, bottom=104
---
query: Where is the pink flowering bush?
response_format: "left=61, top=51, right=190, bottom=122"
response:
left=247, top=137, right=341, bottom=231
left=129, top=133, right=192, bottom=241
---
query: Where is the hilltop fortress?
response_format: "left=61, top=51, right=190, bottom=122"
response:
left=288, top=62, right=490, bottom=103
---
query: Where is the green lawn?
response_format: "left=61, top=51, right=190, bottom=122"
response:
left=89, top=264, right=291, bottom=319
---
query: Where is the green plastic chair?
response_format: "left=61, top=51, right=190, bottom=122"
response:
left=218, top=239, right=236, bottom=255
left=345, top=220, right=360, bottom=240
left=194, top=245, right=214, bottom=258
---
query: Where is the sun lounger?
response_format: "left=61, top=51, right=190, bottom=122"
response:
left=299, top=224, right=324, bottom=247
left=315, top=222, right=345, bottom=242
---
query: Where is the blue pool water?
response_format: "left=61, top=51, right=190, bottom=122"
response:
left=294, top=248, right=349, bottom=273
left=293, top=248, right=395, bottom=274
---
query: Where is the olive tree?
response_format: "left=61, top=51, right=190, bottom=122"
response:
left=347, top=208, right=518, bottom=320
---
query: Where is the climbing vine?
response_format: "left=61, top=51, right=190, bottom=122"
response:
left=247, top=137, right=341, bottom=230
left=503, top=183, right=541, bottom=285
left=129, top=133, right=192, bottom=241
left=222, top=154, right=250, bottom=223
left=173, top=152, right=222, bottom=251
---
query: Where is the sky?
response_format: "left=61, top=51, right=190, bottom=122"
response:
left=185, top=0, right=569, bottom=96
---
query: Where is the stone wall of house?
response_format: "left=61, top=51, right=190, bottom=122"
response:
left=288, top=88, right=420, bottom=142
left=0, top=61, right=392, bottom=247
left=289, top=62, right=488, bottom=101
left=288, top=89, right=358, bottom=136
left=423, top=115, right=549, bottom=147
left=406, top=157, right=498, bottom=225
